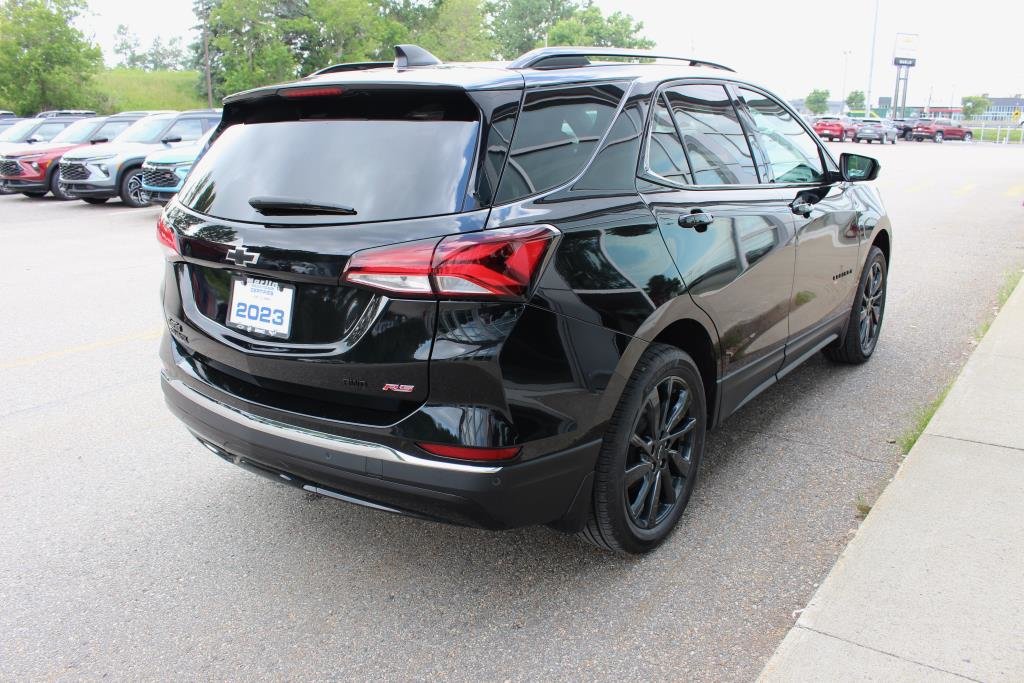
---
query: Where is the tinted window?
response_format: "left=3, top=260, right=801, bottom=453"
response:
left=737, top=88, right=825, bottom=184
left=178, top=92, right=480, bottom=224
left=663, top=84, right=758, bottom=186
left=574, top=100, right=646, bottom=192
left=646, top=95, right=691, bottom=185
left=165, top=118, right=205, bottom=141
left=494, top=84, right=624, bottom=204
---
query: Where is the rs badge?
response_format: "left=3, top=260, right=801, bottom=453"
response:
left=382, top=383, right=415, bottom=393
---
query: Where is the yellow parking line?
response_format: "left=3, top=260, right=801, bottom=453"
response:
left=1005, top=184, right=1024, bottom=198
left=0, top=326, right=162, bottom=370
left=954, top=183, right=977, bottom=196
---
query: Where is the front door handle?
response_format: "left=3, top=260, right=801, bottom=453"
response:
left=791, top=201, right=813, bottom=218
left=679, top=211, right=714, bottom=232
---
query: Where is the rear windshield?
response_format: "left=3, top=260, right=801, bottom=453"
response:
left=177, top=90, right=480, bottom=224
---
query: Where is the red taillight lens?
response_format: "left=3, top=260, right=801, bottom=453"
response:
left=157, top=214, right=178, bottom=254
left=279, top=86, right=345, bottom=98
left=342, top=225, right=559, bottom=300
left=417, top=442, right=521, bottom=462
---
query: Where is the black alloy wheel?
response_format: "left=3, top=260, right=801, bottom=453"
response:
left=50, top=170, right=73, bottom=200
left=824, top=246, right=887, bottom=364
left=858, top=259, right=885, bottom=355
left=580, top=344, right=707, bottom=554
left=623, top=375, right=698, bottom=531
left=120, top=168, right=150, bottom=208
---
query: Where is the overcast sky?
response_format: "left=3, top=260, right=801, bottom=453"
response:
left=78, top=0, right=1021, bottom=105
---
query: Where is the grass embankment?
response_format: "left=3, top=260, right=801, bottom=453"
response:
left=896, top=269, right=1024, bottom=454
left=94, top=69, right=208, bottom=112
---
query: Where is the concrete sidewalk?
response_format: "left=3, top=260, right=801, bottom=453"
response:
left=760, top=278, right=1024, bottom=682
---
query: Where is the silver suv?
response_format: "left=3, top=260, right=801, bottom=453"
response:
left=60, top=110, right=221, bottom=206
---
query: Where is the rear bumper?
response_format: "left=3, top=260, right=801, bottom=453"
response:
left=161, top=372, right=600, bottom=530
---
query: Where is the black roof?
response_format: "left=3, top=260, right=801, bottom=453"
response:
left=226, top=45, right=746, bottom=104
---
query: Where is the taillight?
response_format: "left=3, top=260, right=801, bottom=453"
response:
left=157, top=214, right=178, bottom=255
left=417, top=442, right=521, bottom=462
left=342, top=225, right=559, bottom=300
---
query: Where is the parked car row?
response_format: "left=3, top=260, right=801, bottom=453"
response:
left=0, top=109, right=220, bottom=203
left=811, top=115, right=973, bottom=144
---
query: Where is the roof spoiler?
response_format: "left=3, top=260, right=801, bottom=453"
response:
left=508, top=47, right=734, bottom=72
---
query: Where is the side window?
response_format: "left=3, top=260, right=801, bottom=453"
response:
left=663, top=84, right=758, bottom=186
left=736, top=88, right=825, bottom=184
left=646, top=95, right=691, bottom=185
left=494, top=83, right=624, bottom=204
left=33, top=122, right=66, bottom=141
left=165, top=118, right=205, bottom=142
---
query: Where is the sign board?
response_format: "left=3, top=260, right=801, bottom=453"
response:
left=893, top=33, right=919, bottom=67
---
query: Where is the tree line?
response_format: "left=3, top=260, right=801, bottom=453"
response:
left=0, top=0, right=653, bottom=115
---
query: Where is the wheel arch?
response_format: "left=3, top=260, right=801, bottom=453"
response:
left=115, top=160, right=145, bottom=187
left=650, top=319, right=719, bottom=427
left=871, top=227, right=891, bottom=265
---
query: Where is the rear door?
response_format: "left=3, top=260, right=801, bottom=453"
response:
left=639, top=82, right=797, bottom=416
left=165, top=87, right=505, bottom=424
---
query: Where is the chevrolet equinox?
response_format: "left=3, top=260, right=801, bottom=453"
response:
left=159, top=46, right=891, bottom=554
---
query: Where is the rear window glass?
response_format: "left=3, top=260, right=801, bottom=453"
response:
left=494, top=83, right=624, bottom=204
left=177, top=90, right=480, bottom=224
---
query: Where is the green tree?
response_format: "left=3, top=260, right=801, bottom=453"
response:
left=145, top=36, right=187, bottom=71
left=287, top=0, right=407, bottom=75
left=488, top=0, right=579, bottom=59
left=208, top=0, right=298, bottom=95
left=0, top=0, right=103, bottom=115
left=417, top=0, right=494, bottom=61
left=845, top=89, right=865, bottom=112
left=805, top=88, right=830, bottom=115
left=547, top=5, right=654, bottom=49
left=114, top=24, right=147, bottom=69
left=961, top=95, right=990, bottom=120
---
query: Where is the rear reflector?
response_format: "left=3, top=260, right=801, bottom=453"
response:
left=417, top=442, right=521, bottom=462
left=156, top=214, right=177, bottom=254
left=279, top=86, right=346, bottom=99
left=342, top=225, right=559, bottom=300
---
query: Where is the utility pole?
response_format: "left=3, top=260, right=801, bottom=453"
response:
left=203, top=25, right=213, bottom=109
left=865, top=0, right=880, bottom=116
left=839, top=50, right=851, bottom=114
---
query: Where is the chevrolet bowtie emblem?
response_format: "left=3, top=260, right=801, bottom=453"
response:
left=225, top=246, right=259, bottom=267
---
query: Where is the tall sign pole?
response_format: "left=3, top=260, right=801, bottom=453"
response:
left=893, top=33, right=918, bottom=119
left=865, top=0, right=880, bottom=116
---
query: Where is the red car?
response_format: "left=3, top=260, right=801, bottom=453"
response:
left=0, top=113, right=145, bottom=199
left=813, top=115, right=858, bottom=142
left=912, top=118, right=973, bottom=143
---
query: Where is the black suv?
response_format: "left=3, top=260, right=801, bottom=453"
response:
left=159, top=46, right=891, bottom=554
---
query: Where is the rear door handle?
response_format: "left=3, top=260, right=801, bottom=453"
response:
left=678, top=211, right=714, bottom=232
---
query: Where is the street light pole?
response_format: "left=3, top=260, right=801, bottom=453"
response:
left=840, top=50, right=851, bottom=115
left=865, top=0, right=880, bottom=116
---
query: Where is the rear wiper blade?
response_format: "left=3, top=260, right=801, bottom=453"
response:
left=248, top=196, right=357, bottom=216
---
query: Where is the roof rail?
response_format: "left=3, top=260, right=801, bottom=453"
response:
left=508, top=47, right=734, bottom=72
left=308, top=61, right=393, bottom=77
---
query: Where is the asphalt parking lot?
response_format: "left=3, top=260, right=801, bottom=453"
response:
left=2, top=140, right=1023, bottom=680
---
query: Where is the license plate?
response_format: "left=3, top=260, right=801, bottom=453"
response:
left=227, top=277, right=295, bottom=338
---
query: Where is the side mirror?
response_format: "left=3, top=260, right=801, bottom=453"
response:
left=161, top=135, right=182, bottom=144
left=26, top=136, right=40, bottom=143
left=90, top=137, right=108, bottom=144
left=840, top=153, right=880, bottom=182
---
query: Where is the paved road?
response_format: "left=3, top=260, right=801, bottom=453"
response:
left=2, top=141, right=1023, bottom=680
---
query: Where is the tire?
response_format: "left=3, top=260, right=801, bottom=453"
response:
left=839, top=131, right=847, bottom=142
left=934, top=132, right=943, bottom=143
left=824, top=246, right=887, bottom=364
left=119, top=168, right=149, bottom=207
left=579, top=344, right=707, bottom=554
left=50, top=171, right=73, bottom=200
left=21, top=192, right=47, bottom=199
left=963, top=132, right=973, bottom=142
left=904, top=130, right=913, bottom=141
left=82, top=197, right=109, bottom=205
